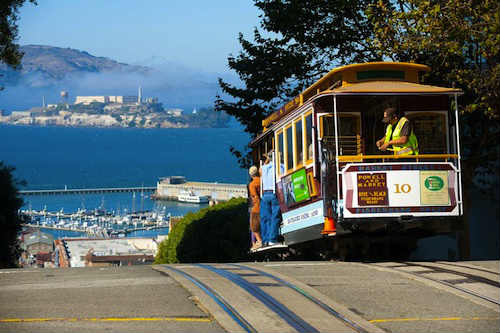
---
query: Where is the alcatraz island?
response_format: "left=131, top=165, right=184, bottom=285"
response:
left=0, top=89, right=229, bottom=129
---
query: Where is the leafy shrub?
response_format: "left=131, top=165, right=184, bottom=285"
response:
left=155, top=198, right=250, bottom=263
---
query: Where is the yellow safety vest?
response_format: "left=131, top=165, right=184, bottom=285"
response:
left=384, top=117, right=419, bottom=155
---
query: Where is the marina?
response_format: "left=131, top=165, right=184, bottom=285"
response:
left=20, top=208, right=172, bottom=239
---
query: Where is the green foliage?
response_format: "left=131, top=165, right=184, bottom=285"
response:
left=0, top=162, right=25, bottom=268
left=219, top=0, right=498, bottom=191
left=155, top=198, right=250, bottom=264
left=0, top=0, right=37, bottom=90
left=367, top=0, right=499, bottom=192
left=180, top=107, right=230, bottom=128
left=0, top=0, right=37, bottom=69
left=215, top=0, right=380, bottom=167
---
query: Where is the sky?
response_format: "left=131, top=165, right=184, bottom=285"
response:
left=18, top=0, right=261, bottom=74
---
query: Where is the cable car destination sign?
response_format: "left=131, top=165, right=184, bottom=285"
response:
left=341, top=163, right=459, bottom=217
left=357, top=173, right=388, bottom=206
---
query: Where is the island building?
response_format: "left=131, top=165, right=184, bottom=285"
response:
left=75, top=95, right=139, bottom=105
left=10, top=111, right=34, bottom=118
left=166, top=108, right=183, bottom=117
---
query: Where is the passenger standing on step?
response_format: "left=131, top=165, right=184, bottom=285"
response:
left=248, top=166, right=262, bottom=250
left=260, top=151, right=282, bottom=246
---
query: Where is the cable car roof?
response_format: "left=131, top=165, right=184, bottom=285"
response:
left=318, top=80, right=462, bottom=95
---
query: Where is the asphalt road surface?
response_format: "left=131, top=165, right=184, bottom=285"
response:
left=0, top=261, right=498, bottom=333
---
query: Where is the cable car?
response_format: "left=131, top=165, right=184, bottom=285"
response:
left=250, top=62, right=463, bottom=258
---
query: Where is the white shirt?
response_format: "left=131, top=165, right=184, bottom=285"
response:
left=261, top=162, right=275, bottom=191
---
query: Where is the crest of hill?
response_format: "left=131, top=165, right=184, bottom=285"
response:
left=1, top=45, right=150, bottom=81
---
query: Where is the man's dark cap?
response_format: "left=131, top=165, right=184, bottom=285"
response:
left=382, top=107, right=398, bottom=123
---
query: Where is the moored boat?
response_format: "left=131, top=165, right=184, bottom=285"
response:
left=177, top=190, right=209, bottom=203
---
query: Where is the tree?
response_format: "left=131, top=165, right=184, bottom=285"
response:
left=0, top=162, right=25, bottom=268
left=155, top=198, right=249, bottom=263
left=0, top=0, right=37, bottom=89
left=215, top=0, right=380, bottom=167
left=367, top=0, right=500, bottom=257
left=219, top=0, right=499, bottom=258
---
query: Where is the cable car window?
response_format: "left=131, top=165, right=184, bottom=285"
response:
left=266, top=135, right=273, bottom=154
left=320, top=114, right=362, bottom=155
left=295, top=118, right=303, bottom=167
left=406, top=111, right=448, bottom=154
left=285, top=125, right=293, bottom=172
left=305, top=112, right=313, bottom=163
left=321, top=116, right=335, bottom=137
left=339, top=115, right=360, bottom=136
left=277, top=130, right=284, bottom=176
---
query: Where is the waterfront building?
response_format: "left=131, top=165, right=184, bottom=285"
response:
left=20, top=230, right=55, bottom=267
left=21, top=231, right=54, bottom=254
left=155, top=178, right=247, bottom=202
left=61, top=238, right=158, bottom=267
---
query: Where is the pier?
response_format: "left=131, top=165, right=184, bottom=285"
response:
left=22, top=224, right=86, bottom=233
left=19, top=186, right=156, bottom=196
left=23, top=224, right=168, bottom=236
left=154, top=180, right=247, bottom=202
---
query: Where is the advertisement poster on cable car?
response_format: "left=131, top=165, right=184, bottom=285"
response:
left=341, top=163, right=459, bottom=218
left=281, top=168, right=311, bottom=207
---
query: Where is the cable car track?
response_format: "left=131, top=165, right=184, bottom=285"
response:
left=196, top=264, right=320, bottom=333
left=373, top=262, right=500, bottom=307
left=160, top=263, right=377, bottom=333
left=435, top=261, right=500, bottom=276
left=228, top=263, right=369, bottom=333
left=159, top=265, right=257, bottom=333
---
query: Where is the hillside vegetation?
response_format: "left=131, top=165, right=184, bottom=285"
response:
left=155, top=198, right=250, bottom=264
left=0, top=45, right=148, bottom=83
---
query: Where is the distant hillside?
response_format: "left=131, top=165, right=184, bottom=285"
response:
left=0, top=45, right=149, bottom=84
left=0, top=45, right=223, bottom=112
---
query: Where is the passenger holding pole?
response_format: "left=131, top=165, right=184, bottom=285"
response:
left=376, top=107, right=419, bottom=156
left=259, top=151, right=282, bottom=246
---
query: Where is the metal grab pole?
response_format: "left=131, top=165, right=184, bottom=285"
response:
left=454, top=94, right=463, bottom=215
left=333, top=95, right=341, bottom=210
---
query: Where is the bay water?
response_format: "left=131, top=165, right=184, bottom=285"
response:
left=1, top=124, right=250, bottom=237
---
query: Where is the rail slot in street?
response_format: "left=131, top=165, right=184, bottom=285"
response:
left=156, top=264, right=383, bottom=333
left=373, top=262, right=500, bottom=307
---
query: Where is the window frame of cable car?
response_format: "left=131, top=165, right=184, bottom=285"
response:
left=293, top=117, right=304, bottom=169
left=257, top=134, right=274, bottom=165
left=304, top=110, right=313, bottom=165
left=275, top=111, right=315, bottom=179
left=318, top=112, right=362, bottom=156
left=284, top=124, right=294, bottom=173
left=276, top=129, right=284, bottom=177
left=405, top=110, right=450, bottom=154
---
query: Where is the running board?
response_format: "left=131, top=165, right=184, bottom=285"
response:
left=250, top=244, right=288, bottom=253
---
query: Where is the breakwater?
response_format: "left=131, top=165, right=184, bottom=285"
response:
left=153, top=181, right=247, bottom=202
left=20, top=186, right=156, bottom=196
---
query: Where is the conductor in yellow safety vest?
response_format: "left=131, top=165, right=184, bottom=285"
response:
left=376, top=107, right=419, bottom=155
